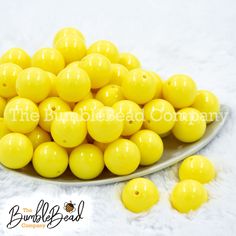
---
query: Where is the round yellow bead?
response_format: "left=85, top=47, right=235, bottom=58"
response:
left=104, top=138, right=140, bottom=175
left=0, top=96, right=7, bottom=117
left=119, top=52, right=141, bottom=70
left=0, top=63, right=22, bottom=98
left=144, top=99, right=176, bottom=135
left=122, top=178, right=159, bottom=213
left=16, top=67, right=51, bottom=103
left=38, top=97, right=71, bottom=132
left=87, top=106, right=123, bottom=143
left=32, top=48, right=65, bottom=75
left=1, top=48, right=31, bottom=69
left=0, top=133, right=33, bottom=169
left=192, top=90, right=220, bottom=123
left=170, top=180, right=208, bottom=213
left=172, top=108, right=206, bottom=143
left=69, top=144, right=104, bottom=179
left=113, top=100, right=143, bottom=136
left=122, top=69, right=156, bottom=104
left=0, top=118, right=10, bottom=139
left=149, top=71, right=163, bottom=98
left=4, top=97, right=39, bottom=133
left=27, top=126, right=51, bottom=149
left=32, top=142, right=68, bottom=178
left=110, top=63, right=129, bottom=86
left=179, top=155, right=216, bottom=183
left=87, top=40, right=119, bottom=63
left=163, top=74, right=197, bottom=109
left=130, top=130, right=163, bottom=166
left=51, top=112, right=87, bottom=148
left=79, top=53, right=112, bottom=89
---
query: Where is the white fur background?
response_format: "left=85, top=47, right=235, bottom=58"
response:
left=0, top=0, right=236, bottom=235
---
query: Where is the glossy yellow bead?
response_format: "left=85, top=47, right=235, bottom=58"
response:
left=192, top=90, right=220, bottom=123
left=32, top=142, right=68, bottom=178
left=73, top=98, right=103, bottom=120
left=66, top=60, right=81, bottom=69
left=27, top=126, right=51, bottom=149
left=172, top=108, right=206, bottom=143
left=122, top=178, right=159, bottom=213
left=0, top=63, right=22, bottom=98
left=54, top=36, right=86, bottom=64
left=163, top=74, right=197, bottom=109
left=1, top=48, right=31, bottom=69
left=95, top=84, right=124, bottom=106
left=81, top=91, right=93, bottom=101
left=113, top=100, right=143, bottom=136
left=149, top=71, right=163, bottom=98
left=179, top=155, right=215, bottom=183
left=16, top=67, right=51, bottom=103
left=53, top=27, right=85, bottom=45
left=144, top=99, right=176, bottom=135
left=93, top=141, right=109, bottom=152
left=0, top=97, right=7, bottom=117
left=0, top=133, right=33, bottom=169
left=87, top=40, right=119, bottom=63
left=87, top=106, right=123, bottom=143
left=130, top=130, right=163, bottom=166
left=119, top=53, right=141, bottom=70
left=56, top=67, right=91, bottom=102
left=38, top=97, right=71, bottom=132
left=69, top=144, right=104, bottom=179
left=79, top=53, right=112, bottom=89
left=47, top=72, right=58, bottom=97
left=110, top=63, right=129, bottom=86
left=0, top=118, right=10, bottom=138
left=31, top=48, right=64, bottom=75
left=122, top=69, right=156, bottom=104
left=170, top=180, right=208, bottom=213
left=51, top=112, right=87, bottom=148
left=104, top=138, right=140, bottom=175
left=4, top=97, right=39, bottom=133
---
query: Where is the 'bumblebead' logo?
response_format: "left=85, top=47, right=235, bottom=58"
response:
left=6, top=199, right=85, bottom=229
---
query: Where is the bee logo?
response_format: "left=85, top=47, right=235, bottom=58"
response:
left=64, top=201, right=76, bottom=213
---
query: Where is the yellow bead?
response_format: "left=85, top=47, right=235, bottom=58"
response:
left=0, top=118, right=10, bottom=138
left=1, top=48, right=31, bottom=69
left=4, top=97, right=39, bottom=133
left=192, top=90, right=220, bottom=123
left=79, top=53, right=112, bottom=89
left=130, top=130, right=163, bottom=166
left=38, top=97, right=71, bottom=132
left=56, top=67, right=91, bottom=102
left=69, top=144, right=104, bottom=179
left=113, top=100, right=143, bottom=136
left=51, top=112, right=87, bottom=148
left=66, top=60, right=81, bottom=69
left=144, top=99, right=176, bottom=135
left=110, top=63, right=129, bottom=86
left=149, top=71, right=163, bottom=98
left=122, top=69, right=156, bottom=104
left=163, top=74, right=197, bottom=109
left=0, top=63, right=22, bottom=98
left=170, top=180, right=208, bottom=213
left=87, top=40, right=119, bottom=63
left=104, top=138, right=140, bottom=175
left=87, top=106, right=123, bottom=143
left=53, top=27, right=85, bottom=45
left=54, top=36, right=86, bottom=64
left=122, top=178, right=159, bottom=213
left=16, top=67, right=51, bottom=103
left=81, top=91, right=93, bottom=101
left=27, top=126, right=51, bottom=149
left=47, top=72, right=58, bottom=97
left=0, top=133, right=33, bottom=169
left=95, top=84, right=124, bottom=106
left=172, top=108, right=206, bottom=143
left=32, top=142, right=68, bottom=178
left=179, top=155, right=215, bottom=183
left=119, top=52, right=141, bottom=70
left=93, top=141, right=109, bottom=152
left=0, top=96, right=7, bottom=116
left=31, top=48, right=65, bottom=75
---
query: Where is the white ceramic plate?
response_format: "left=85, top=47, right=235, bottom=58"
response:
left=0, top=105, right=230, bottom=186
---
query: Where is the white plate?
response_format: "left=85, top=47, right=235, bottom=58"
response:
left=0, top=105, right=230, bottom=186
